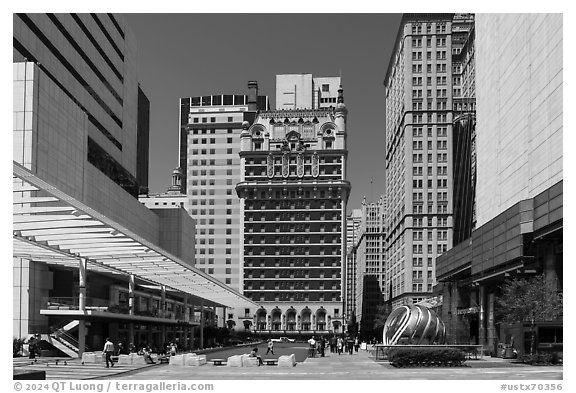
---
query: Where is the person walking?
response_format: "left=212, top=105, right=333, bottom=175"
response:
left=346, top=336, right=354, bottom=355
left=27, top=335, right=37, bottom=360
left=318, top=336, right=325, bottom=357
left=103, top=338, right=115, bottom=368
left=337, top=337, right=343, bottom=355
left=330, top=336, right=337, bottom=353
left=266, top=339, right=274, bottom=355
left=354, top=337, right=359, bottom=352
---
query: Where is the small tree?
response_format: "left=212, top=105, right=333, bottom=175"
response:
left=373, top=303, right=393, bottom=341
left=496, top=274, right=562, bottom=356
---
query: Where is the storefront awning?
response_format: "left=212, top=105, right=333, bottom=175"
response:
left=13, top=161, right=259, bottom=310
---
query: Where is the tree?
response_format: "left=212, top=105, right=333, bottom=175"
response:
left=496, top=274, right=562, bottom=356
left=373, top=303, right=393, bottom=341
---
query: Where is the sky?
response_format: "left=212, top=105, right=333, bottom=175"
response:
left=123, top=13, right=402, bottom=213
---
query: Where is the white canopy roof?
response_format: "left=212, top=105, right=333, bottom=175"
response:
left=13, top=161, right=259, bottom=310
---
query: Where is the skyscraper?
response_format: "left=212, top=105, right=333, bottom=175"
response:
left=345, top=209, right=362, bottom=326
left=383, top=14, right=474, bottom=307
left=354, top=196, right=386, bottom=338
left=13, top=13, right=256, bottom=352
left=436, top=14, right=563, bottom=354
left=235, top=74, right=349, bottom=334
left=178, top=87, right=269, bottom=291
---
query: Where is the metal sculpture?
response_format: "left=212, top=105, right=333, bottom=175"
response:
left=383, top=305, right=446, bottom=345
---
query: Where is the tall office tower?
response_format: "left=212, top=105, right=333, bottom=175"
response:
left=344, top=209, right=362, bottom=325
left=178, top=86, right=269, bottom=293
left=452, top=18, right=476, bottom=244
left=436, top=14, right=562, bottom=352
left=383, top=14, right=474, bottom=307
left=12, top=14, right=257, bottom=351
left=474, top=14, right=562, bottom=226
left=13, top=13, right=149, bottom=200
left=354, top=197, right=386, bottom=338
left=236, top=75, right=350, bottom=334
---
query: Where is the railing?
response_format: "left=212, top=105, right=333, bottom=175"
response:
left=44, top=298, right=199, bottom=323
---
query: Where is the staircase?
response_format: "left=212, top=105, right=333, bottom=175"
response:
left=46, top=320, right=90, bottom=358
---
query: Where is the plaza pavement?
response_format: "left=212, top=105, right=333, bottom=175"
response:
left=13, top=347, right=563, bottom=380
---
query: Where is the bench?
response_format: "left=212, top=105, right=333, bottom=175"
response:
left=211, top=359, right=225, bottom=366
left=263, top=358, right=278, bottom=366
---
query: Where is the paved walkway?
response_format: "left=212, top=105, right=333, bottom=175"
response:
left=14, top=350, right=563, bottom=380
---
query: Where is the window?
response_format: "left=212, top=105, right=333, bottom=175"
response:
left=322, top=84, right=330, bottom=92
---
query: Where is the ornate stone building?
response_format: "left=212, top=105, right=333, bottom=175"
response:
left=235, top=83, right=350, bottom=334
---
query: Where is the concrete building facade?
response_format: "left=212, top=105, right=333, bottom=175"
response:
left=354, top=197, right=386, bottom=339
left=383, top=14, right=474, bottom=307
left=235, top=75, right=350, bottom=335
left=436, top=14, right=563, bottom=357
left=344, top=209, right=362, bottom=326
left=13, top=13, right=256, bottom=354
left=474, top=14, right=563, bottom=227
left=176, top=88, right=269, bottom=329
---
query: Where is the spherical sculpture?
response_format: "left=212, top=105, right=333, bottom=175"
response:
left=383, top=305, right=446, bottom=345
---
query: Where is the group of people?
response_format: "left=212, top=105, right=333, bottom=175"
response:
left=328, top=335, right=360, bottom=355
left=103, top=339, right=175, bottom=368
left=306, top=335, right=361, bottom=357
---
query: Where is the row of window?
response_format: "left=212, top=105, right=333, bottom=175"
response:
left=190, top=198, right=233, bottom=205
left=411, top=50, right=448, bottom=61
left=412, top=126, right=448, bottom=137
left=190, top=148, right=235, bottom=155
left=197, top=248, right=232, bottom=254
left=412, top=243, right=448, bottom=254
left=197, top=258, right=232, bottom=265
left=413, top=191, right=449, bottom=201
left=412, top=101, right=449, bottom=111
left=413, top=140, right=448, bottom=150
left=411, top=23, right=447, bottom=35
left=412, top=63, right=448, bottom=74
left=190, top=159, right=236, bottom=166
left=412, top=178, right=449, bottom=188
left=412, top=283, right=433, bottom=292
left=413, top=230, right=448, bottom=240
left=191, top=137, right=234, bottom=144
left=412, top=270, right=434, bottom=279
left=412, top=165, right=448, bottom=176
left=412, top=153, right=449, bottom=163
left=412, top=204, right=449, bottom=214
left=191, top=116, right=234, bottom=123
left=190, top=128, right=235, bottom=135
left=411, top=37, right=447, bottom=48
left=412, top=76, right=448, bottom=86
left=413, top=217, right=449, bottom=227
left=412, top=257, right=434, bottom=267
left=412, top=113, right=449, bottom=123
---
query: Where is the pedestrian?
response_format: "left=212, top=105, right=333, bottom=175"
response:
left=330, top=335, right=337, bottom=353
left=337, top=337, right=343, bottom=355
left=266, top=339, right=274, bottom=355
left=346, top=336, right=354, bottom=355
left=170, top=342, right=177, bottom=356
left=307, top=336, right=317, bottom=358
left=319, top=336, right=325, bottom=357
left=103, top=337, right=115, bottom=368
left=27, top=335, right=37, bottom=359
left=354, top=337, right=359, bottom=352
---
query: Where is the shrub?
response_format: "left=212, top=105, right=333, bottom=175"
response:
left=387, top=347, right=466, bottom=367
left=13, top=338, right=25, bottom=357
left=518, top=353, right=560, bottom=365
